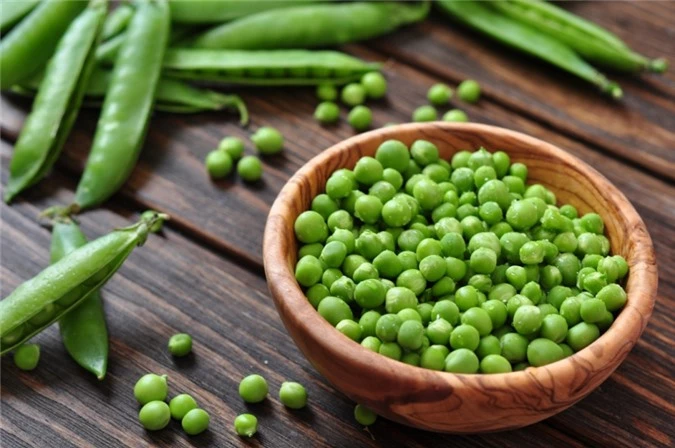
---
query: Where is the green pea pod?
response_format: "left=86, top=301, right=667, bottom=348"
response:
left=15, top=68, right=249, bottom=123
left=101, top=2, right=133, bottom=40
left=437, top=0, right=622, bottom=98
left=169, top=0, right=319, bottom=24
left=0, top=0, right=41, bottom=32
left=489, top=0, right=667, bottom=73
left=96, top=24, right=194, bottom=66
left=0, top=212, right=169, bottom=355
left=5, top=0, right=108, bottom=203
left=162, top=49, right=381, bottom=86
left=189, top=1, right=430, bottom=50
left=74, top=0, right=170, bottom=210
left=51, top=219, right=108, bottom=380
left=0, top=0, right=86, bottom=89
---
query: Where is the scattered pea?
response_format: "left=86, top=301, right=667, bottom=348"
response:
left=412, top=105, right=438, bottom=122
left=139, top=401, right=171, bottom=431
left=252, top=126, right=283, bottom=155
left=348, top=105, right=372, bottom=131
left=168, top=333, right=192, bottom=357
left=314, top=101, right=340, bottom=124
left=427, top=83, right=453, bottom=106
left=234, top=413, right=258, bottom=437
left=279, top=381, right=308, bottom=409
left=443, top=109, right=468, bottom=122
left=354, top=404, right=378, bottom=426
left=238, top=374, right=268, bottom=403
left=341, top=83, right=366, bottom=106
left=169, top=394, right=198, bottom=420
left=361, top=72, right=387, bottom=99
left=13, top=344, right=40, bottom=371
left=205, top=150, right=233, bottom=178
left=237, top=155, right=263, bottom=182
left=182, top=408, right=210, bottom=435
left=316, top=84, right=338, bottom=101
left=134, top=374, right=168, bottom=405
left=218, top=137, right=245, bottom=160
left=457, top=79, right=481, bottom=103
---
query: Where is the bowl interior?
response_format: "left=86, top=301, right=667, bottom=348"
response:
left=263, top=123, right=657, bottom=433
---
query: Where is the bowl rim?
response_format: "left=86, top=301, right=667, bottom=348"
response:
left=263, top=123, right=657, bottom=392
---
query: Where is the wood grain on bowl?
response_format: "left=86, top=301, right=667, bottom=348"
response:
left=263, top=123, right=658, bottom=433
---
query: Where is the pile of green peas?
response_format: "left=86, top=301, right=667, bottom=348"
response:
left=412, top=79, right=481, bottom=124
left=134, top=373, right=210, bottom=435
left=294, top=142, right=628, bottom=373
left=314, top=71, right=387, bottom=131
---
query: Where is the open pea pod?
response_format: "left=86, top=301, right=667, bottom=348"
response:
left=5, top=0, right=108, bottom=203
left=162, top=48, right=381, bottom=86
left=0, top=0, right=41, bottom=33
left=0, top=212, right=168, bottom=356
left=0, top=0, right=86, bottom=89
left=51, top=218, right=109, bottom=380
left=16, top=68, right=249, bottom=124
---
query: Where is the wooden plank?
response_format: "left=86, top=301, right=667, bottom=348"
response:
left=366, top=2, right=675, bottom=180
left=0, top=169, right=587, bottom=448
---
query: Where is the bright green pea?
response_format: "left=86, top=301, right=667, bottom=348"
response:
left=379, top=341, right=402, bottom=360
left=476, top=335, right=501, bottom=359
left=412, top=105, right=437, bottom=122
left=566, top=322, right=600, bottom=351
left=239, top=374, right=268, bottom=403
left=480, top=354, right=512, bottom=373
left=182, top=408, right=210, bottom=435
left=580, top=298, right=606, bottom=323
left=444, top=348, right=479, bottom=373
left=596, top=283, right=626, bottom=312
left=361, top=72, right=387, bottom=99
left=540, top=314, right=568, bottom=343
left=139, top=401, right=171, bottom=431
left=500, top=333, right=528, bottom=363
left=168, top=333, right=192, bottom=357
left=527, top=338, right=564, bottom=367
left=512, top=305, right=543, bottom=335
left=314, top=101, right=340, bottom=124
left=316, top=84, right=338, bottom=101
left=279, top=381, right=308, bottom=409
left=443, top=109, right=468, bottom=122
left=251, top=126, right=283, bottom=155
left=427, top=83, right=452, bottom=105
left=348, top=105, right=372, bottom=131
left=421, top=345, right=449, bottom=370
left=13, top=344, right=40, bottom=371
left=237, top=155, right=263, bottom=182
left=318, top=296, right=353, bottom=326
left=205, top=149, right=233, bottom=178
left=218, top=137, right=245, bottom=160
left=336, top=319, right=363, bottom=341
left=431, top=300, right=460, bottom=325
left=361, top=336, right=382, bottom=352
left=170, top=394, right=198, bottom=420
left=134, top=374, right=168, bottom=405
left=457, top=79, right=481, bottom=103
left=450, top=324, right=480, bottom=351
left=341, top=82, right=366, bottom=106
left=461, top=307, right=493, bottom=336
left=234, top=413, right=258, bottom=437
left=397, top=320, right=425, bottom=350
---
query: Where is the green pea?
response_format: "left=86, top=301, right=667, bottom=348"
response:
left=457, top=79, right=480, bottom=102
left=238, top=374, right=268, bottom=403
left=361, top=72, right=387, bottom=99
left=580, top=298, right=607, bottom=323
left=354, top=404, right=377, bottom=426
left=421, top=345, right=449, bottom=370
left=237, top=155, right=263, bottom=182
left=279, top=381, right=308, bottom=409
left=218, top=136, right=245, bottom=160
left=443, top=109, right=468, bottom=122
left=431, top=300, right=460, bottom=325
left=444, top=348, right=479, bottom=373
left=347, top=105, right=372, bottom=131
left=412, top=105, right=437, bottom=122
left=427, top=83, right=452, bottom=105
left=13, top=344, right=40, bottom=371
left=168, top=333, right=193, bottom=357
left=596, top=283, right=626, bottom=312
left=205, top=149, right=233, bottom=178
left=336, top=319, right=362, bottom=341
left=182, top=408, right=210, bottom=435
left=316, top=84, right=337, bottom=101
left=376, top=140, right=410, bottom=173
left=566, top=322, right=600, bottom=351
left=461, top=307, right=493, bottom=336
left=540, top=314, right=568, bottom=343
left=251, top=126, right=283, bottom=155
left=480, top=354, right=512, bottom=373
left=234, top=413, right=258, bottom=437
left=450, top=324, right=480, bottom=351
left=139, top=401, right=171, bottom=431
left=314, top=101, right=340, bottom=124
left=134, top=373, right=168, bottom=405
left=379, top=341, right=402, bottom=360
left=527, top=338, right=564, bottom=367
left=170, top=394, right=198, bottom=420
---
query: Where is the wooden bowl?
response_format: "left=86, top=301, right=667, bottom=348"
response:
left=263, top=123, right=657, bottom=433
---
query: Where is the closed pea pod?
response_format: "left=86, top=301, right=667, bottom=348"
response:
left=189, top=1, right=430, bottom=50
left=169, top=0, right=317, bottom=24
left=0, top=212, right=168, bottom=355
left=5, top=0, right=107, bottom=203
left=0, top=0, right=41, bottom=32
left=0, top=0, right=86, bottom=89
left=51, top=218, right=108, bottom=380
left=162, top=48, right=381, bottom=86
left=437, top=0, right=622, bottom=98
left=101, top=2, right=134, bottom=40
left=490, top=0, right=666, bottom=73
left=16, top=68, right=248, bottom=123
left=74, top=0, right=170, bottom=210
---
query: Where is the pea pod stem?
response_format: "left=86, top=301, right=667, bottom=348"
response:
left=169, top=0, right=319, bottom=24
left=189, top=1, right=430, bottom=50
left=0, top=0, right=41, bottom=33
left=0, top=212, right=169, bottom=355
left=162, top=48, right=381, bottom=86
left=74, top=0, right=170, bottom=210
left=51, top=218, right=109, bottom=380
left=5, top=0, right=108, bottom=203
left=489, top=0, right=667, bottom=73
left=437, top=0, right=622, bottom=98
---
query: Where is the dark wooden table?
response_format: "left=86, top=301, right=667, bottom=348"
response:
left=2, top=3, right=674, bottom=447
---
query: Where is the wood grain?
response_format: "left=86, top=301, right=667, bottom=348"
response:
left=264, top=122, right=658, bottom=433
